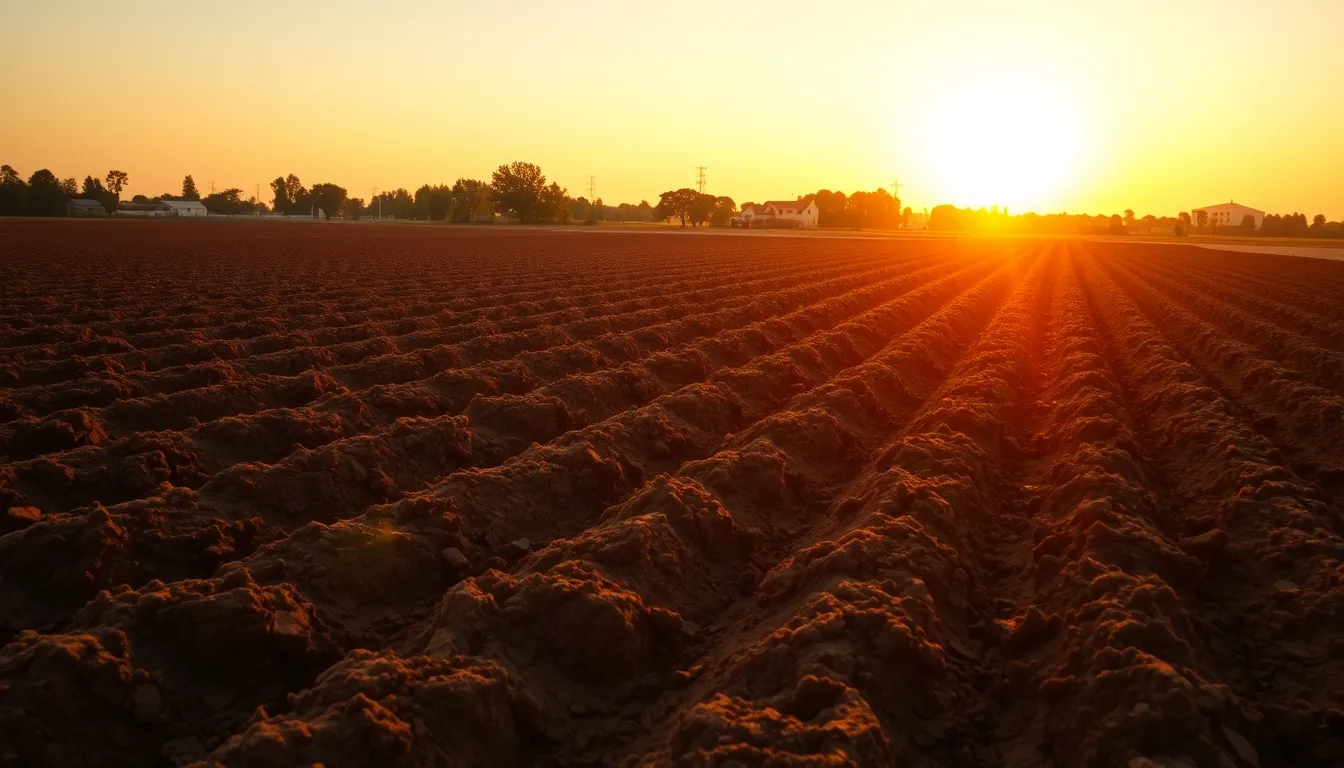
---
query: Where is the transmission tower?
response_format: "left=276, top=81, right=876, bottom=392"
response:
left=696, top=166, right=708, bottom=194
left=588, top=176, right=597, bottom=201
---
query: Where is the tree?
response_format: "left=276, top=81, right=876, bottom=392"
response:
left=1313, top=214, right=1327, bottom=230
left=414, top=184, right=453, bottom=220
left=182, top=175, right=200, bottom=200
left=60, top=178, right=78, bottom=197
left=270, top=177, right=291, bottom=214
left=105, top=170, right=129, bottom=200
left=1240, top=214, right=1257, bottom=234
left=450, top=178, right=494, bottom=222
left=81, top=176, right=117, bottom=213
left=1123, top=209, right=1136, bottom=230
left=535, top=182, right=571, bottom=224
left=308, top=183, right=348, bottom=219
left=657, top=188, right=701, bottom=227
left=491, top=162, right=548, bottom=223
left=688, top=192, right=717, bottom=227
left=1195, top=210, right=1209, bottom=232
left=1177, top=211, right=1192, bottom=236
left=27, top=169, right=67, bottom=216
left=0, top=165, right=28, bottom=216
left=813, top=190, right=848, bottom=228
left=709, top=196, right=736, bottom=227
left=1109, top=214, right=1127, bottom=235
left=370, top=188, right=414, bottom=219
left=202, top=188, right=263, bottom=216
left=342, top=197, right=366, bottom=220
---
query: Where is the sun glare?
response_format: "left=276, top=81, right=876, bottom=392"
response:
left=920, top=76, right=1084, bottom=213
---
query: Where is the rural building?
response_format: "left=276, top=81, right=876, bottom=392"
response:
left=1192, top=201, right=1264, bottom=229
left=158, top=200, right=209, bottom=217
left=66, top=199, right=108, bottom=217
left=904, top=212, right=929, bottom=230
left=732, top=197, right=819, bottom=229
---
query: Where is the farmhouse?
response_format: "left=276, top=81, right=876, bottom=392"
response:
left=1191, top=201, right=1264, bottom=230
left=65, top=199, right=107, bottom=217
left=158, top=200, right=209, bottom=217
left=732, top=197, right=819, bottom=229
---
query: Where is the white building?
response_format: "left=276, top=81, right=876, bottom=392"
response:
left=732, top=197, right=819, bottom=229
left=158, top=200, right=209, bottom=217
left=904, top=212, right=929, bottom=230
left=1191, top=202, right=1264, bottom=230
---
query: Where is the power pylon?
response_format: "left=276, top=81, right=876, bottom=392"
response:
left=696, top=167, right=708, bottom=194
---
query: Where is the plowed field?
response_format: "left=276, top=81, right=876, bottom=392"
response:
left=3, top=220, right=1344, bottom=768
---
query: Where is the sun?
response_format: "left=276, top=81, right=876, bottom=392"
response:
left=919, top=76, right=1085, bottom=212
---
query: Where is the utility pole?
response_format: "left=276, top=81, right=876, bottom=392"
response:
left=210, top=181, right=216, bottom=195
left=372, top=187, right=380, bottom=220
left=588, top=176, right=598, bottom=221
left=891, top=178, right=902, bottom=203
left=696, top=167, right=708, bottom=194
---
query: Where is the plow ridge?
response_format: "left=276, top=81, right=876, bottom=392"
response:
left=1, top=221, right=1343, bottom=768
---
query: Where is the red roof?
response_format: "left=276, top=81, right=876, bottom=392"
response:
left=764, top=197, right=814, bottom=213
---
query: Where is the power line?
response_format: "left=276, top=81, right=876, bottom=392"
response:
left=696, top=166, right=708, bottom=194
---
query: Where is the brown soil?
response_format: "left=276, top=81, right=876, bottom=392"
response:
left=2, top=220, right=1343, bottom=767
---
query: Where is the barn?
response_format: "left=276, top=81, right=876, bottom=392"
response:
left=1191, top=201, right=1264, bottom=230
left=158, top=200, right=209, bottom=217
left=65, top=199, right=108, bottom=217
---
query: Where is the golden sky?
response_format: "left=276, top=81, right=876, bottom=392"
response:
left=4, top=0, right=1342, bottom=218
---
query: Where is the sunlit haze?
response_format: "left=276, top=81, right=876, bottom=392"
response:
left=4, top=0, right=1342, bottom=217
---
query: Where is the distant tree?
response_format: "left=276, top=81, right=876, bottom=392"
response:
left=1176, top=211, right=1191, bottom=236
left=636, top=200, right=653, bottom=221
left=688, top=192, right=717, bottom=227
left=450, top=178, right=494, bottom=222
left=1123, top=209, right=1135, bottom=230
left=26, top=169, right=67, bottom=216
left=270, top=177, right=291, bottom=214
left=709, top=196, right=736, bottom=227
left=104, top=170, right=129, bottom=200
left=1109, top=214, right=1127, bottom=235
left=813, top=190, right=848, bottom=228
left=0, top=165, right=29, bottom=216
left=929, top=204, right=965, bottom=232
left=1141, top=214, right=1157, bottom=232
left=60, top=177, right=78, bottom=197
left=491, top=162, right=548, bottom=223
left=370, top=188, right=414, bottom=219
left=1312, top=214, right=1327, bottom=230
left=81, top=176, right=117, bottom=213
left=414, top=184, right=453, bottom=220
left=536, top=182, right=571, bottom=224
left=1240, top=214, right=1257, bottom=234
left=1194, top=210, right=1209, bottom=232
left=657, top=188, right=701, bottom=227
left=202, top=188, right=262, bottom=215
left=341, top=197, right=366, bottom=220
left=182, top=175, right=200, bottom=200
left=284, top=175, right=306, bottom=206
left=308, top=183, right=348, bottom=219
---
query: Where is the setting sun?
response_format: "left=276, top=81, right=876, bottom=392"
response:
left=918, top=75, right=1086, bottom=213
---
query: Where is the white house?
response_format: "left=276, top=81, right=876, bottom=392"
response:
left=158, top=200, right=209, bottom=217
left=1191, top=201, right=1264, bottom=230
left=732, top=196, right=819, bottom=229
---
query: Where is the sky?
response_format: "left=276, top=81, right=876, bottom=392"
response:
left=3, top=0, right=1343, bottom=218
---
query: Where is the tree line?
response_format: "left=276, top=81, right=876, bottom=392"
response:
left=928, top=205, right=1344, bottom=239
